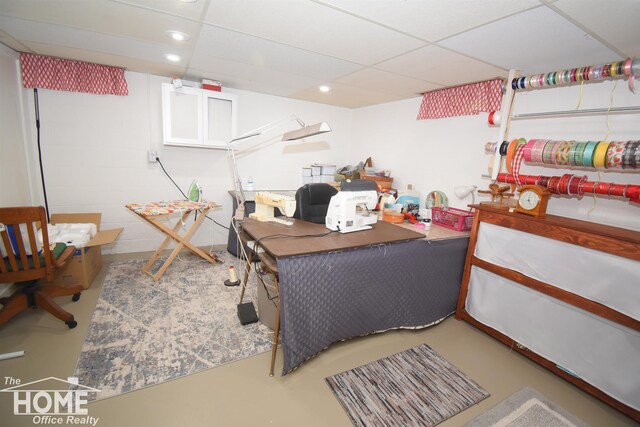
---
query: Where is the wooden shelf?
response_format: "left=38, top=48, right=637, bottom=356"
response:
left=456, top=205, right=640, bottom=421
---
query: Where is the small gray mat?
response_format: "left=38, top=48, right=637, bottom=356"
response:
left=463, top=387, right=591, bottom=427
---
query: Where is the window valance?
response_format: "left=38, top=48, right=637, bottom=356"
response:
left=20, top=53, right=128, bottom=96
left=417, top=79, right=503, bottom=120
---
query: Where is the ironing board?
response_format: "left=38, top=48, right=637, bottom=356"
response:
left=126, top=200, right=221, bottom=281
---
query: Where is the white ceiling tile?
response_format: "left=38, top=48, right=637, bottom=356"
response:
left=192, top=24, right=362, bottom=81
left=111, top=0, right=206, bottom=21
left=334, top=68, right=443, bottom=97
left=439, top=7, right=621, bottom=75
left=375, top=45, right=507, bottom=87
left=0, top=0, right=200, bottom=47
left=20, top=41, right=187, bottom=77
left=316, top=0, right=541, bottom=41
left=204, top=0, right=425, bottom=65
left=0, top=16, right=192, bottom=66
left=0, top=0, right=635, bottom=109
left=552, top=0, right=640, bottom=58
left=187, top=67, right=311, bottom=98
left=290, top=82, right=409, bottom=108
left=186, top=57, right=326, bottom=95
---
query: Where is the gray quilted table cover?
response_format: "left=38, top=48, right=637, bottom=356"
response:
left=276, top=237, right=469, bottom=374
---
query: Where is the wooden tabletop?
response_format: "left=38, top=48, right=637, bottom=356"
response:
left=240, top=218, right=425, bottom=258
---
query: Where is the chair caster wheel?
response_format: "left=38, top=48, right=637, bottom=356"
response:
left=66, top=320, right=78, bottom=329
left=72, top=293, right=81, bottom=302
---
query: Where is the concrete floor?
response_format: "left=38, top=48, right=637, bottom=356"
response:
left=0, top=252, right=637, bottom=427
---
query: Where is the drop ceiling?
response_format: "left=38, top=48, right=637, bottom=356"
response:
left=0, top=0, right=638, bottom=108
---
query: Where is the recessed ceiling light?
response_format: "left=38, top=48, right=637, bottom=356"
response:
left=177, top=0, right=198, bottom=3
left=166, top=30, right=190, bottom=41
left=319, top=85, right=331, bottom=93
left=165, top=54, right=181, bottom=62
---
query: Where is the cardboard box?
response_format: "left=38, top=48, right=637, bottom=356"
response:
left=50, top=213, right=123, bottom=289
left=362, top=175, right=393, bottom=190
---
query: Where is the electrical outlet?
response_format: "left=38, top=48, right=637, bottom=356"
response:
left=148, top=150, right=158, bottom=163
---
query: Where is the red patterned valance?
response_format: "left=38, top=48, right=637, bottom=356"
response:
left=20, top=53, right=128, bottom=96
left=417, top=79, right=503, bottom=120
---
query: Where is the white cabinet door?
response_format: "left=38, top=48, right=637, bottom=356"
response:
left=203, top=90, right=237, bottom=148
left=161, top=83, right=237, bottom=149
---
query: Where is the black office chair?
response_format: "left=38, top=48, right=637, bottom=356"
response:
left=293, top=183, right=338, bottom=224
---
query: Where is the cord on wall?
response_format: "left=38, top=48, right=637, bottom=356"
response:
left=155, top=157, right=229, bottom=230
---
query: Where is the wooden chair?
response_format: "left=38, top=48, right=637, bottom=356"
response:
left=0, top=206, right=83, bottom=328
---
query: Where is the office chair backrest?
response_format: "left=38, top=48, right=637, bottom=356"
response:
left=293, top=183, right=338, bottom=224
left=0, top=206, right=53, bottom=283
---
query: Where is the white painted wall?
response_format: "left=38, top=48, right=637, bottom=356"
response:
left=0, top=44, right=32, bottom=206
left=351, top=80, right=640, bottom=231
left=13, top=64, right=640, bottom=255
left=23, top=71, right=351, bottom=254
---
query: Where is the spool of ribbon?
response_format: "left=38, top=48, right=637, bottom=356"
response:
left=499, top=140, right=509, bottom=156
left=497, top=173, right=640, bottom=203
left=510, top=57, right=639, bottom=91
left=488, top=111, right=502, bottom=126
left=484, top=141, right=497, bottom=154
left=582, top=141, right=599, bottom=167
left=593, top=142, right=610, bottom=168
left=512, top=144, right=526, bottom=188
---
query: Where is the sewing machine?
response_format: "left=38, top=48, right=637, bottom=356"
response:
left=325, top=180, right=378, bottom=233
left=249, top=192, right=297, bottom=225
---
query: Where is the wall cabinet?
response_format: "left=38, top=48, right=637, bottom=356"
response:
left=161, top=83, right=237, bottom=149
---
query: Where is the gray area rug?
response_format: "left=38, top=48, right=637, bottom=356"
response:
left=326, top=343, right=489, bottom=427
left=72, top=252, right=273, bottom=401
left=463, top=387, right=591, bottom=427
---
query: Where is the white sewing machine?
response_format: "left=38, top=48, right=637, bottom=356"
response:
left=325, top=180, right=378, bottom=233
left=249, top=192, right=297, bottom=226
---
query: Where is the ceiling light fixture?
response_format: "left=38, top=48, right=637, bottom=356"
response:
left=166, top=30, right=190, bottom=41
left=176, top=0, right=198, bottom=3
left=165, top=54, right=181, bottom=62
left=319, top=85, right=331, bottom=93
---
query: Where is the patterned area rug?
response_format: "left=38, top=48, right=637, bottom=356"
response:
left=72, top=252, right=273, bottom=401
left=325, top=343, right=489, bottom=427
left=462, top=387, right=591, bottom=427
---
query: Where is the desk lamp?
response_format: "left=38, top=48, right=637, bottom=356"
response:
left=227, top=116, right=332, bottom=220
left=454, top=185, right=477, bottom=210
left=227, top=116, right=331, bottom=326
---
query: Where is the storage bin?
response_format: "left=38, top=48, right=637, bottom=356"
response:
left=431, top=207, right=474, bottom=231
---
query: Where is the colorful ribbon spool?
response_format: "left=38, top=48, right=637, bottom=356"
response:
left=542, top=140, right=556, bottom=164
left=557, top=174, right=573, bottom=195
left=505, top=139, right=519, bottom=173
left=630, top=140, right=640, bottom=169
left=523, top=139, right=536, bottom=162
left=582, top=141, right=599, bottom=167
left=488, top=111, right=502, bottom=126
left=606, top=141, right=626, bottom=169
left=593, top=141, right=611, bottom=168
left=554, top=141, right=572, bottom=166
left=547, top=176, right=561, bottom=194
left=569, top=141, right=587, bottom=166
left=499, top=140, right=509, bottom=156
left=530, top=139, right=548, bottom=164
left=512, top=144, right=526, bottom=188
